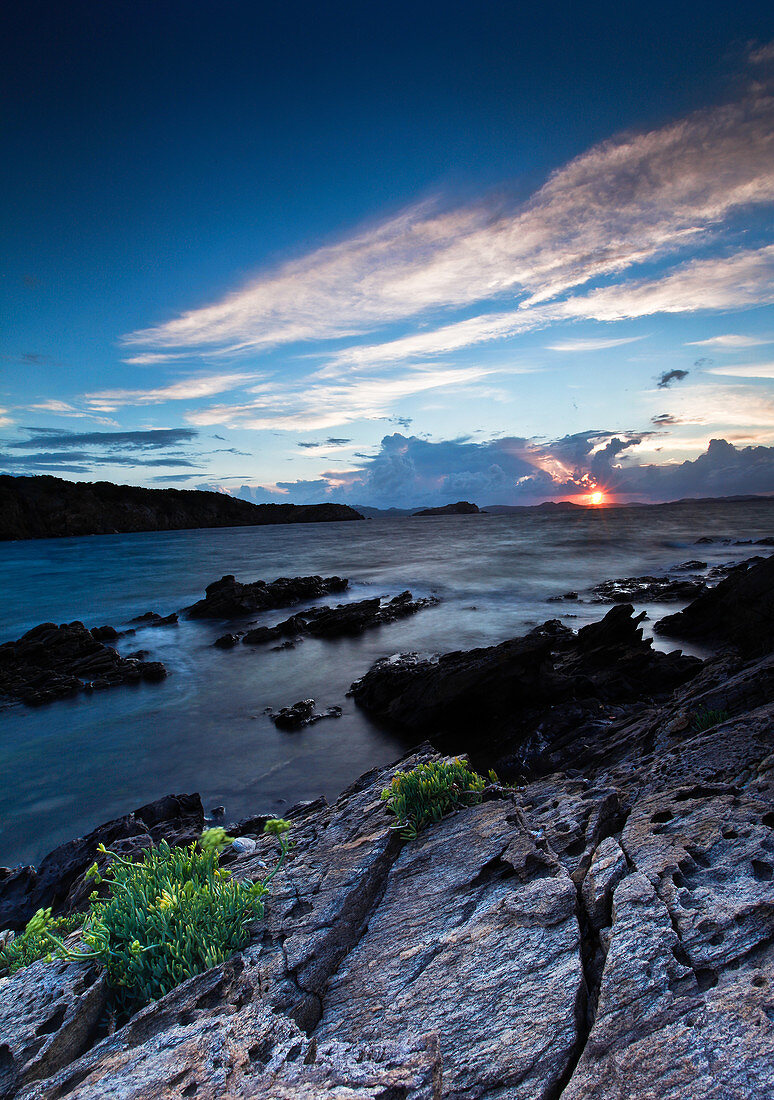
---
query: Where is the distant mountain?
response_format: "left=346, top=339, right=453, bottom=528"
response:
left=413, top=501, right=482, bottom=517
left=0, top=475, right=364, bottom=541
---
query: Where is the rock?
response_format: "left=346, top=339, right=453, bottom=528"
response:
left=413, top=501, right=481, bottom=516
left=674, top=559, right=708, bottom=571
left=315, top=799, right=584, bottom=1099
left=581, top=836, right=628, bottom=931
left=230, top=837, right=258, bottom=856
left=0, top=622, right=168, bottom=706
left=242, top=592, right=438, bottom=646
left=656, top=553, right=774, bottom=653
left=0, top=957, right=107, bottom=1099
left=591, top=574, right=705, bottom=603
left=130, top=612, right=178, bottom=627
left=269, top=700, right=343, bottom=730
left=89, top=625, right=119, bottom=642
left=213, top=632, right=240, bottom=649
left=186, top=574, right=348, bottom=619
left=351, top=606, right=700, bottom=775
left=0, top=794, right=204, bottom=930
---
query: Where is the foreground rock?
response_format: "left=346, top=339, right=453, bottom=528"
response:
left=0, top=794, right=204, bottom=930
left=351, top=604, right=701, bottom=776
left=187, top=574, right=348, bottom=619
left=238, top=591, right=439, bottom=647
left=0, top=622, right=167, bottom=706
left=590, top=574, right=705, bottom=603
left=656, top=552, right=774, bottom=653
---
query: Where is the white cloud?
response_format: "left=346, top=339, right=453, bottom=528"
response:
left=0, top=407, right=13, bottom=427
left=184, top=366, right=495, bottom=432
left=544, top=335, right=645, bottom=352
left=686, top=333, right=773, bottom=348
left=706, top=361, right=774, bottom=378
left=124, top=81, right=774, bottom=358
left=85, top=372, right=261, bottom=410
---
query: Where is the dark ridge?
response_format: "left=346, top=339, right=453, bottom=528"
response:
left=0, top=475, right=364, bottom=541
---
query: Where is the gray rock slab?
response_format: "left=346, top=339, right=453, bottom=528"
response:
left=314, top=799, right=584, bottom=1100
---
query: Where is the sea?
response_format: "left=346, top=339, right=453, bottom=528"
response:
left=1, top=498, right=772, bottom=869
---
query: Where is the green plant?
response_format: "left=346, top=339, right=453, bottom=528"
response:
left=0, top=911, right=83, bottom=976
left=37, top=820, right=292, bottom=1018
left=381, top=758, right=486, bottom=839
left=691, top=707, right=730, bottom=732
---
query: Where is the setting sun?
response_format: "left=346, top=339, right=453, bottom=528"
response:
left=590, top=491, right=604, bottom=506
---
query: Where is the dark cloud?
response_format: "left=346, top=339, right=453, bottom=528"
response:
left=297, top=437, right=352, bottom=449
left=150, top=474, right=198, bottom=483
left=0, top=450, right=199, bottom=473
left=9, top=428, right=198, bottom=450
left=693, top=357, right=713, bottom=368
left=651, top=413, right=680, bottom=425
left=657, top=369, right=690, bottom=388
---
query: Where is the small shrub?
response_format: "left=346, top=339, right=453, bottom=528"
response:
left=38, top=820, right=292, bottom=1018
left=0, top=911, right=82, bottom=976
left=381, top=759, right=485, bottom=839
left=691, top=707, right=730, bottom=733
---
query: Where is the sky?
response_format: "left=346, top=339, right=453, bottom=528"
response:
left=3, top=1, right=774, bottom=508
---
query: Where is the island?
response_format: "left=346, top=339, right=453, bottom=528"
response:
left=0, top=475, right=364, bottom=541
left=412, top=500, right=481, bottom=516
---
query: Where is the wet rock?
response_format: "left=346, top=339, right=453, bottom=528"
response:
left=269, top=699, right=343, bottom=730
left=674, top=559, right=707, bottom=571
left=186, top=574, right=348, bottom=619
left=0, top=957, right=107, bottom=1099
left=591, top=575, right=705, bottom=603
left=656, top=553, right=774, bottom=653
left=0, top=794, right=204, bottom=930
left=0, top=621, right=168, bottom=706
left=130, top=612, right=178, bottom=627
left=213, top=632, right=240, bottom=649
left=241, top=592, right=439, bottom=647
left=351, top=605, right=700, bottom=775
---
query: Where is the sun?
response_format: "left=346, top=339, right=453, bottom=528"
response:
left=590, top=490, right=604, bottom=506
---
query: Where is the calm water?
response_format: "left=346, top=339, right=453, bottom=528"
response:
left=1, top=500, right=772, bottom=868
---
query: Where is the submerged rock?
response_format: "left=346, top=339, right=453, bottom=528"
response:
left=0, top=621, right=167, bottom=707
left=269, top=699, right=343, bottom=730
left=186, top=574, right=348, bottom=619
left=130, top=612, right=178, bottom=628
left=591, top=574, right=705, bottom=603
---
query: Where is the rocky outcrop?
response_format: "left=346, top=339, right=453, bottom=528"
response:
left=0, top=475, right=364, bottom=541
left=0, top=794, right=204, bottom=931
left=236, top=591, right=439, bottom=647
left=269, top=699, right=343, bottom=730
left=0, top=621, right=166, bottom=706
left=187, top=574, right=348, bottom=619
left=656, top=553, right=774, bottom=653
left=350, top=604, right=701, bottom=775
left=413, top=501, right=481, bottom=516
left=4, top=572, right=774, bottom=1098
left=590, top=574, right=705, bottom=603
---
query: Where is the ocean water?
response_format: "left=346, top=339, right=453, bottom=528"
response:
left=1, top=499, right=772, bottom=869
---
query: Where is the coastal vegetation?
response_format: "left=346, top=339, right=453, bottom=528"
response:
left=381, top=758, right=486, bottom=839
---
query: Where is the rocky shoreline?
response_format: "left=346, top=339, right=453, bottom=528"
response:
left=1, top=555, right=773, bottom=1097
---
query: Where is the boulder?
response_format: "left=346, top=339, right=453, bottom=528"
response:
left=186, top=574, right=348, bottom=619
left=0, top=622, right=167, bottom=706
left=656, top=553, right=774, bottom=653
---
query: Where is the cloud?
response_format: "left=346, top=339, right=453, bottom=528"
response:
left=657, top=369, right=690, bottom=388
left=0, top=451, right=199, bottom=473
left=85, top=373, right=261, bottom=411
left=124, top=78, right=774, bottom=359
left=544, top=335, right=645, bottom=352
left=686, top=333, right=773, bottom=349
left=184, top=366, right=494, bottom=432
left=0, top=408, right=13, bottom=428
left=297, top=437, right=353, bottom=449
left=706, top=361, right=774, bottom=378
left=8, top=428, right=198, bottom=450
left=651, top=413, right=681, bottom=425
left=749, top=41, right=774, bottom=65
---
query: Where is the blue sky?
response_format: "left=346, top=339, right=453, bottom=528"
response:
left=3, top=1, right=774, bottom=506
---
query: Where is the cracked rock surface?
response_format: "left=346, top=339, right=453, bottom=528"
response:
left=3, top=569, right=774, bottom=1097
